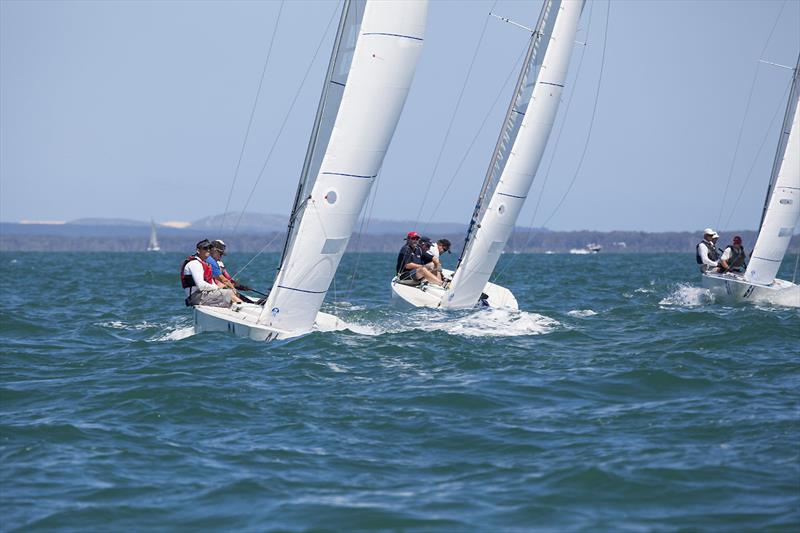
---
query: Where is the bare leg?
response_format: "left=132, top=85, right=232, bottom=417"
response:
left=415, top=267, right=442, bottom=286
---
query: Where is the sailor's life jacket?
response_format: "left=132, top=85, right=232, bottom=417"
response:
left=723, top=246, right=747, bottom=270
left=180, top=255, right=213, bottom=288
left=695, top=241, right=718, bottom=264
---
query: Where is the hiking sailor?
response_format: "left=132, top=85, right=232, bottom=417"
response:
left=419, top=236, right=443, bottom=282
left=718, top=235, right=748, bottom=273
left=395, top=231, right=443, bottom=286
left=696, top=228, right=720, bottom=273
left=181, top=239, right=240, bottom=308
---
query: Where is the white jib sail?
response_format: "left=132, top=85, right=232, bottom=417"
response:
left=264, top=0, right=427, bottom=333
left=745, top=58, right=800, bottom=286
left=443, top=0, right=584, bottom=309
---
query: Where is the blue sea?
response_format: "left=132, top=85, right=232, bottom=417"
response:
left=2, top=251, right=799, bottom=531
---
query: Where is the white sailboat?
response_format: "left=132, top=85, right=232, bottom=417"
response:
left=194, top=0, right=428, bottom=341
left=147, top=219, right=161, bottom=252
left=702, top=53, right=800, bottom=304
left=391, top=0, right=584, bottom=310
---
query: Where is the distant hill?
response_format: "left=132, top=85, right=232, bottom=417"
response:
left=66, top=217, right=149, bottom=227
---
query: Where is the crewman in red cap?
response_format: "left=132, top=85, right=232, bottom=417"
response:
left=395, top=231, right=443, bottom=286
left=718, top=235, right=748, bottom=273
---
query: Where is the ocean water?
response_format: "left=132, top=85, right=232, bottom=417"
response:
left=2, top=251, right=799, bottom=531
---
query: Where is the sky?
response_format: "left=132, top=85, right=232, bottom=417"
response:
left=1, top=0, right=798, bottom=233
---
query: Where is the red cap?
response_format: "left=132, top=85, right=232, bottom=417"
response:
left=733, top=235, right=742, bottom=244
left=406, top=231, right=420, bottom=239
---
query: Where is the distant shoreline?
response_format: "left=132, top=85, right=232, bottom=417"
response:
left=2, top=222, right=796, bottom=254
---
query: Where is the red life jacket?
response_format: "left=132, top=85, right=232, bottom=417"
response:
left=180, top=255, right=213, bottom=288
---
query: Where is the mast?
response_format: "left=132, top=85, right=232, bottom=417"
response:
left=453, top=0, right=555, bottom=274
left=443, top=0, right=584, bottom=309
left=276, top=0, right=359, bottom=274
left=744, top=52, right=800, bottom=286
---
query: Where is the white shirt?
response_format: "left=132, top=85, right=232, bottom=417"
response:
left=183, top=258, right=218, bottom=294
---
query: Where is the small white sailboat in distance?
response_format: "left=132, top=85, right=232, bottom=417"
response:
left=702, top=53, right=800, bottom=305
left=194, top=0, right=428, bottom=341
left=147, top=219, right=161, bottom=252
left=391, top=0, right=585, bottom=310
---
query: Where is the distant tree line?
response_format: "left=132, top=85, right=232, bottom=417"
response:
left=2, top=229, right=797, bottom=254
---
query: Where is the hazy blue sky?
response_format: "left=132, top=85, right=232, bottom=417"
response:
left=1, top=0, right=798, bottom=232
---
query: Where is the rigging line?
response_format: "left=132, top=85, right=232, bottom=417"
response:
left=715, top=0, right=788, bottom=230
left=413, top=0, right=500, bottom=227
left=539, top=0, right=611, bottom=230
left=422, top=45, right=528, bottom=229
left=346, top=175, right=383, bottom=297
left=229, top=230, right=284, bottom=281
left=792, top=249, right=799, bottom=284
left=722, top=81, right=792, bottom=231
left=220, top=0, right=285, bottom=232
left=232, top=2, right=340, bottom=234
left=491, top=0, right=595, bottom=284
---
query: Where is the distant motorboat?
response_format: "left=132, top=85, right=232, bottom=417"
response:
left=147, top=219, right=161, bottom=252
left=569, top=243, right=601, bottom=254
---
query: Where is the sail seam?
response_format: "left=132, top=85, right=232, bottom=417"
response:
left=276, top=285, right=328, bottom=294
left=322, top=172, right=377, bottom=179
left=498, top=192, right=527, bottom=199
left=750, top=256, right=783, bottom=263
left=361, top=32, right=423, bottom=41
left=540, top=81, right=565, bottom=87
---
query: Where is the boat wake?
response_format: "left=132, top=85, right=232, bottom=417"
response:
left=152, top=325, right=196, bottom=342
left=659, top=284, right=715, bottom=307
left=342, top=307, right=560, bottom=338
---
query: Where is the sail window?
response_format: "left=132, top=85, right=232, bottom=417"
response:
left=779, top=199, right=793, bottom=205
left=325, top=190, right=338, bottom=205
left=489, top=241, right=505, bottom=254
left=498, top=204, right=506, bottom=215
left=778, top=227, right=793, bottom=237
left=321, top=237, right=348, bottom=255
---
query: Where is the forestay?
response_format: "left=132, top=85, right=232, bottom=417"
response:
left=443, top=0, right=584, bottom=309
left=264, top=0, right=427, bottom=333
left=745, top=54, right=800, bottom=286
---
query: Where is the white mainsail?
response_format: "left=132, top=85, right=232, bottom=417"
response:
left=264, top=0, right=427, bottom=333
left=744, top=54, right=800, bottom=286
left=147, top=219, right=160, bottom=252
left=442, top=0, right=584, bottom=309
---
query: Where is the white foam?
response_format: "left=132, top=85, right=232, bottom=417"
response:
left=99, top=320, right=157, bottom=331
left=659, top=284, right=714, bottom=307
left=151, top=325, right=196, bottom=341
left=344, top=308, right=559, bottom=338
left=567, top=309, right=597, bottom=317
left=325, top=362, right=348, bottom=373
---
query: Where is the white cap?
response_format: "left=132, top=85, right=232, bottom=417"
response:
left=703, top=228, right=716, bottom=236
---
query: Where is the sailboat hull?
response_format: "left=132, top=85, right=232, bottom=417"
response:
left=701, top=272, right=800, bottom=306
left=390, top=269, right=518, bottom=310
left=193, top=304, right=343, bottom=341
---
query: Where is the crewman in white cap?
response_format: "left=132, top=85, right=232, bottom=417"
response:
left=696, top=228, right=720, bottom=272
